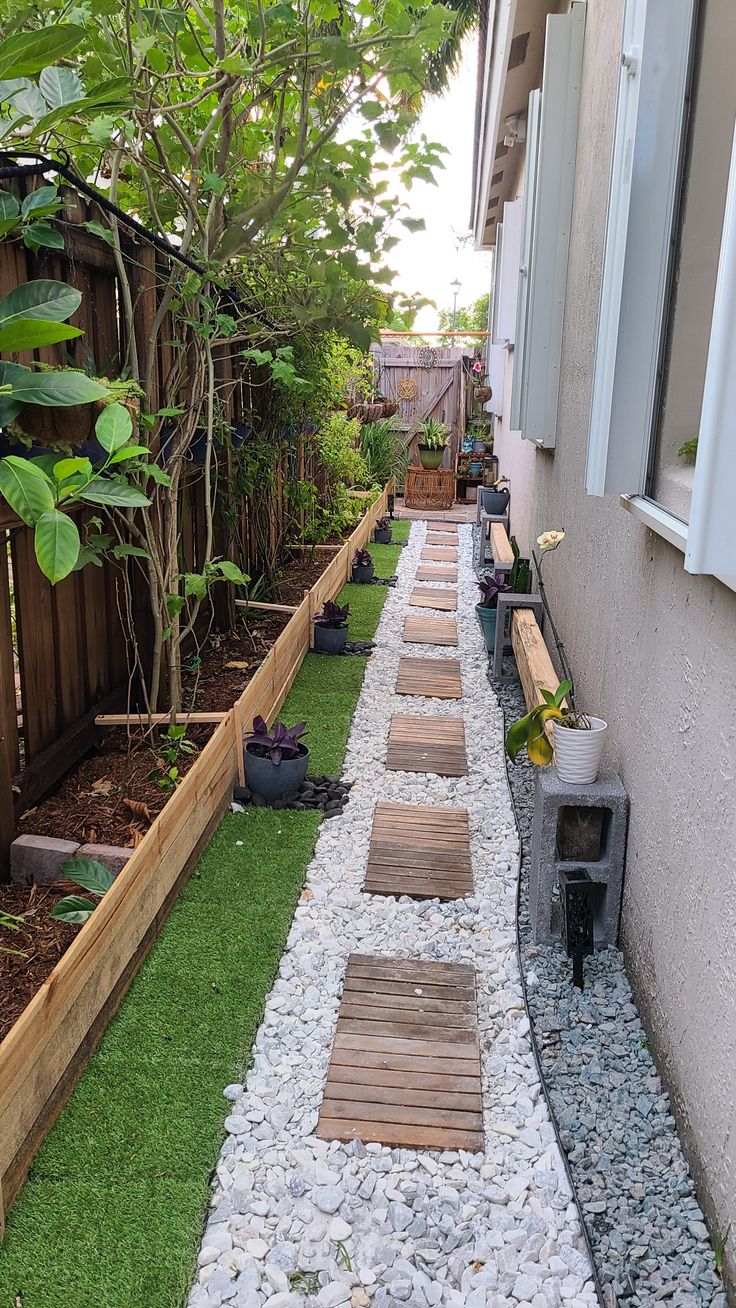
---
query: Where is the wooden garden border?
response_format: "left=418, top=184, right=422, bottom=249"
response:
left=0, top=485, right=390, bottom=1237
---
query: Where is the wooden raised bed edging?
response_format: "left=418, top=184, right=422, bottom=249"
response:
left=0, top=485, right=390, bottom=1238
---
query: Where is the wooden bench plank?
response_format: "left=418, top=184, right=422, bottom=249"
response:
left=490, top=521, right=515, bottom=568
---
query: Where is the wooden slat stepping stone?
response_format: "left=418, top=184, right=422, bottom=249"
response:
left=427, top=531, right=458, bottom=545
left=421, top=547, right=458, bottom=562
left=387, top=715, right=467, bottom=776
left=409, top=587, right=457, bottom=612
left=396, top=655, right=462, bottom=698
left=364, top=802, right=472, bottom=899
left=403, top=615, right=458, bottom=646
left=416, top=565, right=458, bottom=582
left=316, top=954, right=483, bottom=1151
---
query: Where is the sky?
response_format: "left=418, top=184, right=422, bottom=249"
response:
left=385, top=36, right=493, bottom=332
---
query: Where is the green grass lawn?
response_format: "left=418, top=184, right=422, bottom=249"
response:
left=0, top=515, right=409, bottom=1308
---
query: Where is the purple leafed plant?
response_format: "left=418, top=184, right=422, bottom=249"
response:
left=478, top=571, right=512, bottom=609
left=353, top=548, right=372, bottom=568
left=375, top=516, right=390, bottom=531
left=314, top=600, right=349, bottom=629
left=244, top=715, right=307, bottom=764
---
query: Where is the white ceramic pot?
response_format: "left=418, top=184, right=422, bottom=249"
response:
left=553, top=717, right=607, bottom=784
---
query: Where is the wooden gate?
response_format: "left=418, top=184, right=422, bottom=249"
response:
left=371, top=343, right=469, bottom=471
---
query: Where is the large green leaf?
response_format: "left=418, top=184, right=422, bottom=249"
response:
left=0, top=189, right=20, bottom=221
left=33, top=509, right=80, bottom=582
left=0, top=318, right=83, bottom=352
left=23, top=221, right=65, bottom=254
left=20, top=185, right=61, bottom=218
left=0, top=456, right=55, bottom=524
left=0, top=280, right=82, bottom=328
left=50, top=894, right=95, bottom=924
left=8, top=370, right=108, bottom=407
left=79, top=478, right=150, bottom=508
left=0, top=26, right=85, bottom=80
left=6, top=82, right=45, bottom=122
left=95, top=401, right=132, bottom=452
left=38, top=65, right=84, bottom=109
left=62, top=856, right=114, bottom=896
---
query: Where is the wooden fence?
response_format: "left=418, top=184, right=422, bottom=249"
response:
left=0, top=184, right=325, bottom=876
left=0, top=484, right=389, bottom=1237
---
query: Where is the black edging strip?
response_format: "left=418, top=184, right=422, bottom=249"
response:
left=495, top=671, right=607, bottom=1308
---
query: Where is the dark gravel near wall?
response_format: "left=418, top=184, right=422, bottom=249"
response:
left=494, top=671, right=727, bottom=1308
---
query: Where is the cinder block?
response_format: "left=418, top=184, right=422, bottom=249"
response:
left=530, top=768, right=629, bottom=947
left=10, top=834, right=80, bottom=885
left=77, top=843, right=131, bottom=878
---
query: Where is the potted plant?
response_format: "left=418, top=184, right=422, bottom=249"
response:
left=475, top=571, right=512, bottom=651
left=415, top=418, right=450, bottom=470
left=243, top=716, right=309, bottom=801
left=505, top=681, right=608, bottom=784
left=313, top=600, right=349, bottom=654
left=352, top=548, right=375, bottom=583
left=374, top=515, right=392, bottom=544
left=481, top=476, right=510, bottom=515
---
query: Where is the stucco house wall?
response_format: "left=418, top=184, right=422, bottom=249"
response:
left=490, top=0, right=736, bottom=1285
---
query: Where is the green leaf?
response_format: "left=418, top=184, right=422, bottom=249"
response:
left=34, top=510, right=80, bottom=582
left=95, top=401, right=133, bottom=452
left=555, top=680, right=572, bottom=705
left=108, top=444, right=149, bottom=464
left=0, top=279, right=81, bottom=328
left=79, top=479, right=150, bottom=508
left=20, top=185, right=60, bottom=218
left=505, top=709, right=537, bottom=763
left=166, top=592, right=185, bottom=618
left=0, top=319, right=82, bottom=352
left=183, top=572, right=207, bottom=599
left=0, top=26, right=85, bottom=80
left=0, top=189, right=20, bottom=221
left=6, top=82, right=45, bottom=122
left=216, top=560, right=249, bottom=585
left=62, top=855, right=114, bottom=896
left=52, top=456, right=92, bottom=483
left=83, top=219, right=115, bottom=247
left=0, top=456, right=55, bottom=524
left=50, top=894, right=96, bottom=924
left=38, top=65, right=84, bottom=109
left=8, top=370, right=108, bottom=407
left=112, top=542, right=149, bottom=559
left=145, top=463, right=171, bottom=487
left=23, top=220, right=65, bottom=254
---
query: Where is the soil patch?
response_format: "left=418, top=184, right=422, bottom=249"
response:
left=0, top=883, right=80, bottom=1042
left=274, top=552, right=331, bottom=606
left=181, top=611, right=290, bottom=712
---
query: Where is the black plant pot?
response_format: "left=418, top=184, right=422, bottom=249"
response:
left=374, top=528, right=392, bottom=544
left=352, top=564, right=375, bottom=584
left=314, top=624, right=348, bottom=654
left=244, top=743, right=310, bottom=802
left=481, top=487, right=510, bottom=515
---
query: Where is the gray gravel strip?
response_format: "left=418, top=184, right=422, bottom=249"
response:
left=494, top=675, right=727, bottom=1308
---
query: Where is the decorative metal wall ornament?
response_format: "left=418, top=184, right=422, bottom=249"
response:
left=397, top=377, right=418, bottom=400
left=417, top=346, right=437, bottom=369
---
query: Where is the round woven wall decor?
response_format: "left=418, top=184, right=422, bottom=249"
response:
left=397, top=377, right=418, bottom=400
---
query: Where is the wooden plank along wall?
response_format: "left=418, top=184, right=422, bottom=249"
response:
left=0, top=485, right=389, bottom=1239
left=0, top=184, right=322, bottom=875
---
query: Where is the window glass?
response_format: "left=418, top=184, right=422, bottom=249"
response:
left=650, top=0, right=736, bottom=520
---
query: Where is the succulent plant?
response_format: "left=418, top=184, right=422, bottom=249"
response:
left=244, top=715, right=307, bottom=764
left=314, top=600, right=349, bottom=629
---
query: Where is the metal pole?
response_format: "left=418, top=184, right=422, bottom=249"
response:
left=450, top=278, right=461, bottom=348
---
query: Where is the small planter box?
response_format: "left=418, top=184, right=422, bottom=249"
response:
left=0, top=483, right=392, bottom=1238
left=405, top=467, right=455, bottom=511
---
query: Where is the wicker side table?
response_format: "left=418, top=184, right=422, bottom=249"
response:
left=404, top=466, right=455, bottom=511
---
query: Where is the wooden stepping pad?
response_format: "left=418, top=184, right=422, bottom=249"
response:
left=409, top=587, right=457, bottom=612
left=416, top=565, right=458, bottom=583
left=396, top=655, right=462, bottom=698
left=316, top=954, right=483, bottom=1151
left=427, top=531, right=458, bottom=545
left=387, top=715, right=468, bottom=777
left=403, top=615, right=458, bottom=646
left=365, top=802, right=472, bottom=898
left=421, top=547, right=458, bottom=562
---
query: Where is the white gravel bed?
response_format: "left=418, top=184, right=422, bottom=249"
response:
left=188, top=521, right=598, bottom=1308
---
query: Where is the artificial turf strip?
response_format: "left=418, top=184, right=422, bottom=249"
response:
left=0, top=521, right=406, bottom=1308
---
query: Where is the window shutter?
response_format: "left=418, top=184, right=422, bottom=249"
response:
left=510, top=88, right=540, bottom=431
left=585, top=0, right=697, bottom=494
left=492, top=199, right=523, bottom=345
left=511, top=5, right=585, bottom=447
left=487, top=344, right=506, bottom=417
left=685, top=119, right=736, bottom=580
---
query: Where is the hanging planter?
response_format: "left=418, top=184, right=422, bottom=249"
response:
left=13, top=378, right=142, bottom=449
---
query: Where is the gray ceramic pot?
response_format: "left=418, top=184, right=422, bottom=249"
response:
left=481, top=487, right=510, bottom=515
left=352, top=563, right=375, bottom=584
left=313, top=624, right=348, bottom=654
left=374, top=527, right=392, bottom=543
left=244, top=744, right=310, bottom=801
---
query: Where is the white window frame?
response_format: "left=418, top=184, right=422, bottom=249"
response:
left=586, top=0, right=736, bottom=583
left=510, top=4, right=586, bottom=447
left=492, top=199, right=523, bottom=346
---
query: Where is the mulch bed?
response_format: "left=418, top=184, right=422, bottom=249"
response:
left=181, top=611, right=291, bottom=712
left=0, top=883, right=80, bottom=1042
left=274, top=551, right=333, bottom=606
